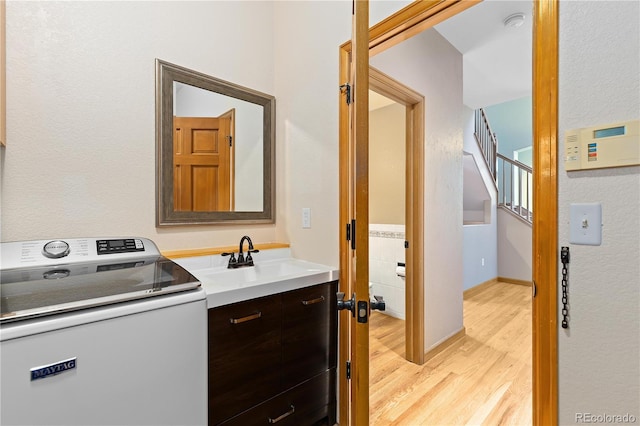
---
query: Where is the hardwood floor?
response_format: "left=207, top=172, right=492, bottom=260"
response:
left=370, top=281, right=532, bottom=425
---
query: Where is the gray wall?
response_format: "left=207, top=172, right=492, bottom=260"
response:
left=497, top=208, right=532, bottom=282
left=463, top=107, right=498, bottom=291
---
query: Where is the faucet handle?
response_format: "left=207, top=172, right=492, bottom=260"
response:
left=246, top=249, right=259, bottom=263
left=221, top=252, right=237, bottom=268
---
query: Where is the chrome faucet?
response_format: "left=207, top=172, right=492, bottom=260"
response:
left=222, top=235, right=259, bottom=269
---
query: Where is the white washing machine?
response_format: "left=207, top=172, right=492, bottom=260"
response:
left=0, top=237, right=207, bottom=425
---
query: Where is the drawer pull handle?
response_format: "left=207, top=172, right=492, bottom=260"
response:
left=302, top=296, right=325, bottom=306
left=229, top=311, right=262, bottom=324
left=268, top=405, right=295, bottom=424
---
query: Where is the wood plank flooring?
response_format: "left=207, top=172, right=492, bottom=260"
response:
left=370, top=281, right=532, bottom=425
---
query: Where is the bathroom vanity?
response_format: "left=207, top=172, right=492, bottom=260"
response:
left=173, top=250, right=339, bottom=425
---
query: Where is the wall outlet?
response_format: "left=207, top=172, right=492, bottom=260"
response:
left=302, top=208, right=311, bottom=229
left=481, top=258, right=485, bottom=266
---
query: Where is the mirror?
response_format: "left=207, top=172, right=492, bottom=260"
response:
left=156, top=59, right=275, bottom=226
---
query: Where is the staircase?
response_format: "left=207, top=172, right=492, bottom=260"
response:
left=474, top=108, right=532, bottom=226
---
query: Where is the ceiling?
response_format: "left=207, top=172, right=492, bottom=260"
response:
left=434, top=0, right=533, bottom=109
left=370, top=0, right=532, bottom=111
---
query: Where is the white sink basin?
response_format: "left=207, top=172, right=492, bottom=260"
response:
left=174, top=253, right=339, bottom=308
left=195, top=259, right=325, bottom=285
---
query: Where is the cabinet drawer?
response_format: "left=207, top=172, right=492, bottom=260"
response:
left=282, top=282, right=337, bottom=388
left=209, top=295, right=282, bottom=425
left=221, top=369, right=336, bottom=426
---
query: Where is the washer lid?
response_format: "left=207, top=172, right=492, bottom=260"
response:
left=0, top=256, right=201, bottom=323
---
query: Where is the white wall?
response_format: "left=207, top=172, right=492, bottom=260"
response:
left=369, top=224, right=406, bottom=320
left=1, top=1, right=278, bottom=252
left=370, top=1, right=413, bottom=27
left=370, top=29, right=464, bottom=351
left=463, top=108, right=498, bottom=291
left=558, top=2, right=640, bottom=423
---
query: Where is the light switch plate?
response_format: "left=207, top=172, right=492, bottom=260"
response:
left=302, top=208, right=311, bottom=229
left=569, top=203, right=602, bottom=245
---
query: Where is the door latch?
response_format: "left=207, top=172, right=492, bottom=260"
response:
left=357, top=300, right=368, bottom=323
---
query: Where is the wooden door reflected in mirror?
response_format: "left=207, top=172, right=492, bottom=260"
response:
left=173, top=113, right=233, bottom=212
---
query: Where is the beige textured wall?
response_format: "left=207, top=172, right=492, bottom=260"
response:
left=370, top=102, right=405, bottom=225
left=272, top=1, right=350, bottom=266
left=2, top=1, right=279, bottom=252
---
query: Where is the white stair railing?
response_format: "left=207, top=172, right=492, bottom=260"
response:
left=497, top=153, right=533, bottom=225
left=474, top=108, right=497, bottom=180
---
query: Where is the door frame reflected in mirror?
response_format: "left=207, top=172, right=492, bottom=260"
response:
left=155, top=59, right=275, bottom=226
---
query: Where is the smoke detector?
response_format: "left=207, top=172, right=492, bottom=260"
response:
left=504, top=13, right=526, bottom=28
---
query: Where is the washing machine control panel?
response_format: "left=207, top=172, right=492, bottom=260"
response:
left=96, top=238, right=145, bottom=255
left=1, top=237, right=160, bottom=269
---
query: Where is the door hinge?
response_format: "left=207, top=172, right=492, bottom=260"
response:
left=346, top=220, right=356, bottom=250
left=340, top=83, right=351, bottom=105
left=227, top=135, right=233, bottom=147
left=350, top=219, right=356, bottom=250
left=346, top=360, right=351, bottom=380
left=404, top=240, right=409, bottom=249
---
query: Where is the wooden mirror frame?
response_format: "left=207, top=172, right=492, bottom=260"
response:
left=155, top=59, right=276, bottom=226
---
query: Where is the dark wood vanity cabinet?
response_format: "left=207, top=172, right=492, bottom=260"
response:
left=208, top=281, right=338, bottom=426
left=208, top=295, right=282, bottom=424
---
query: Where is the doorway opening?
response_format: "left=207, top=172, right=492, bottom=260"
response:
left=338, top=0, right=558, bottom=424
left=369, top=67, right=425, bottom=365
left=368, top=89, right=407, bottom=358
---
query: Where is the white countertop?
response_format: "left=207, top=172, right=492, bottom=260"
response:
left=173, top=249, right=339, bottom=308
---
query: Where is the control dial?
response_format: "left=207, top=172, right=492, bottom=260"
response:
left=42, top=240, right=71, bottom=259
